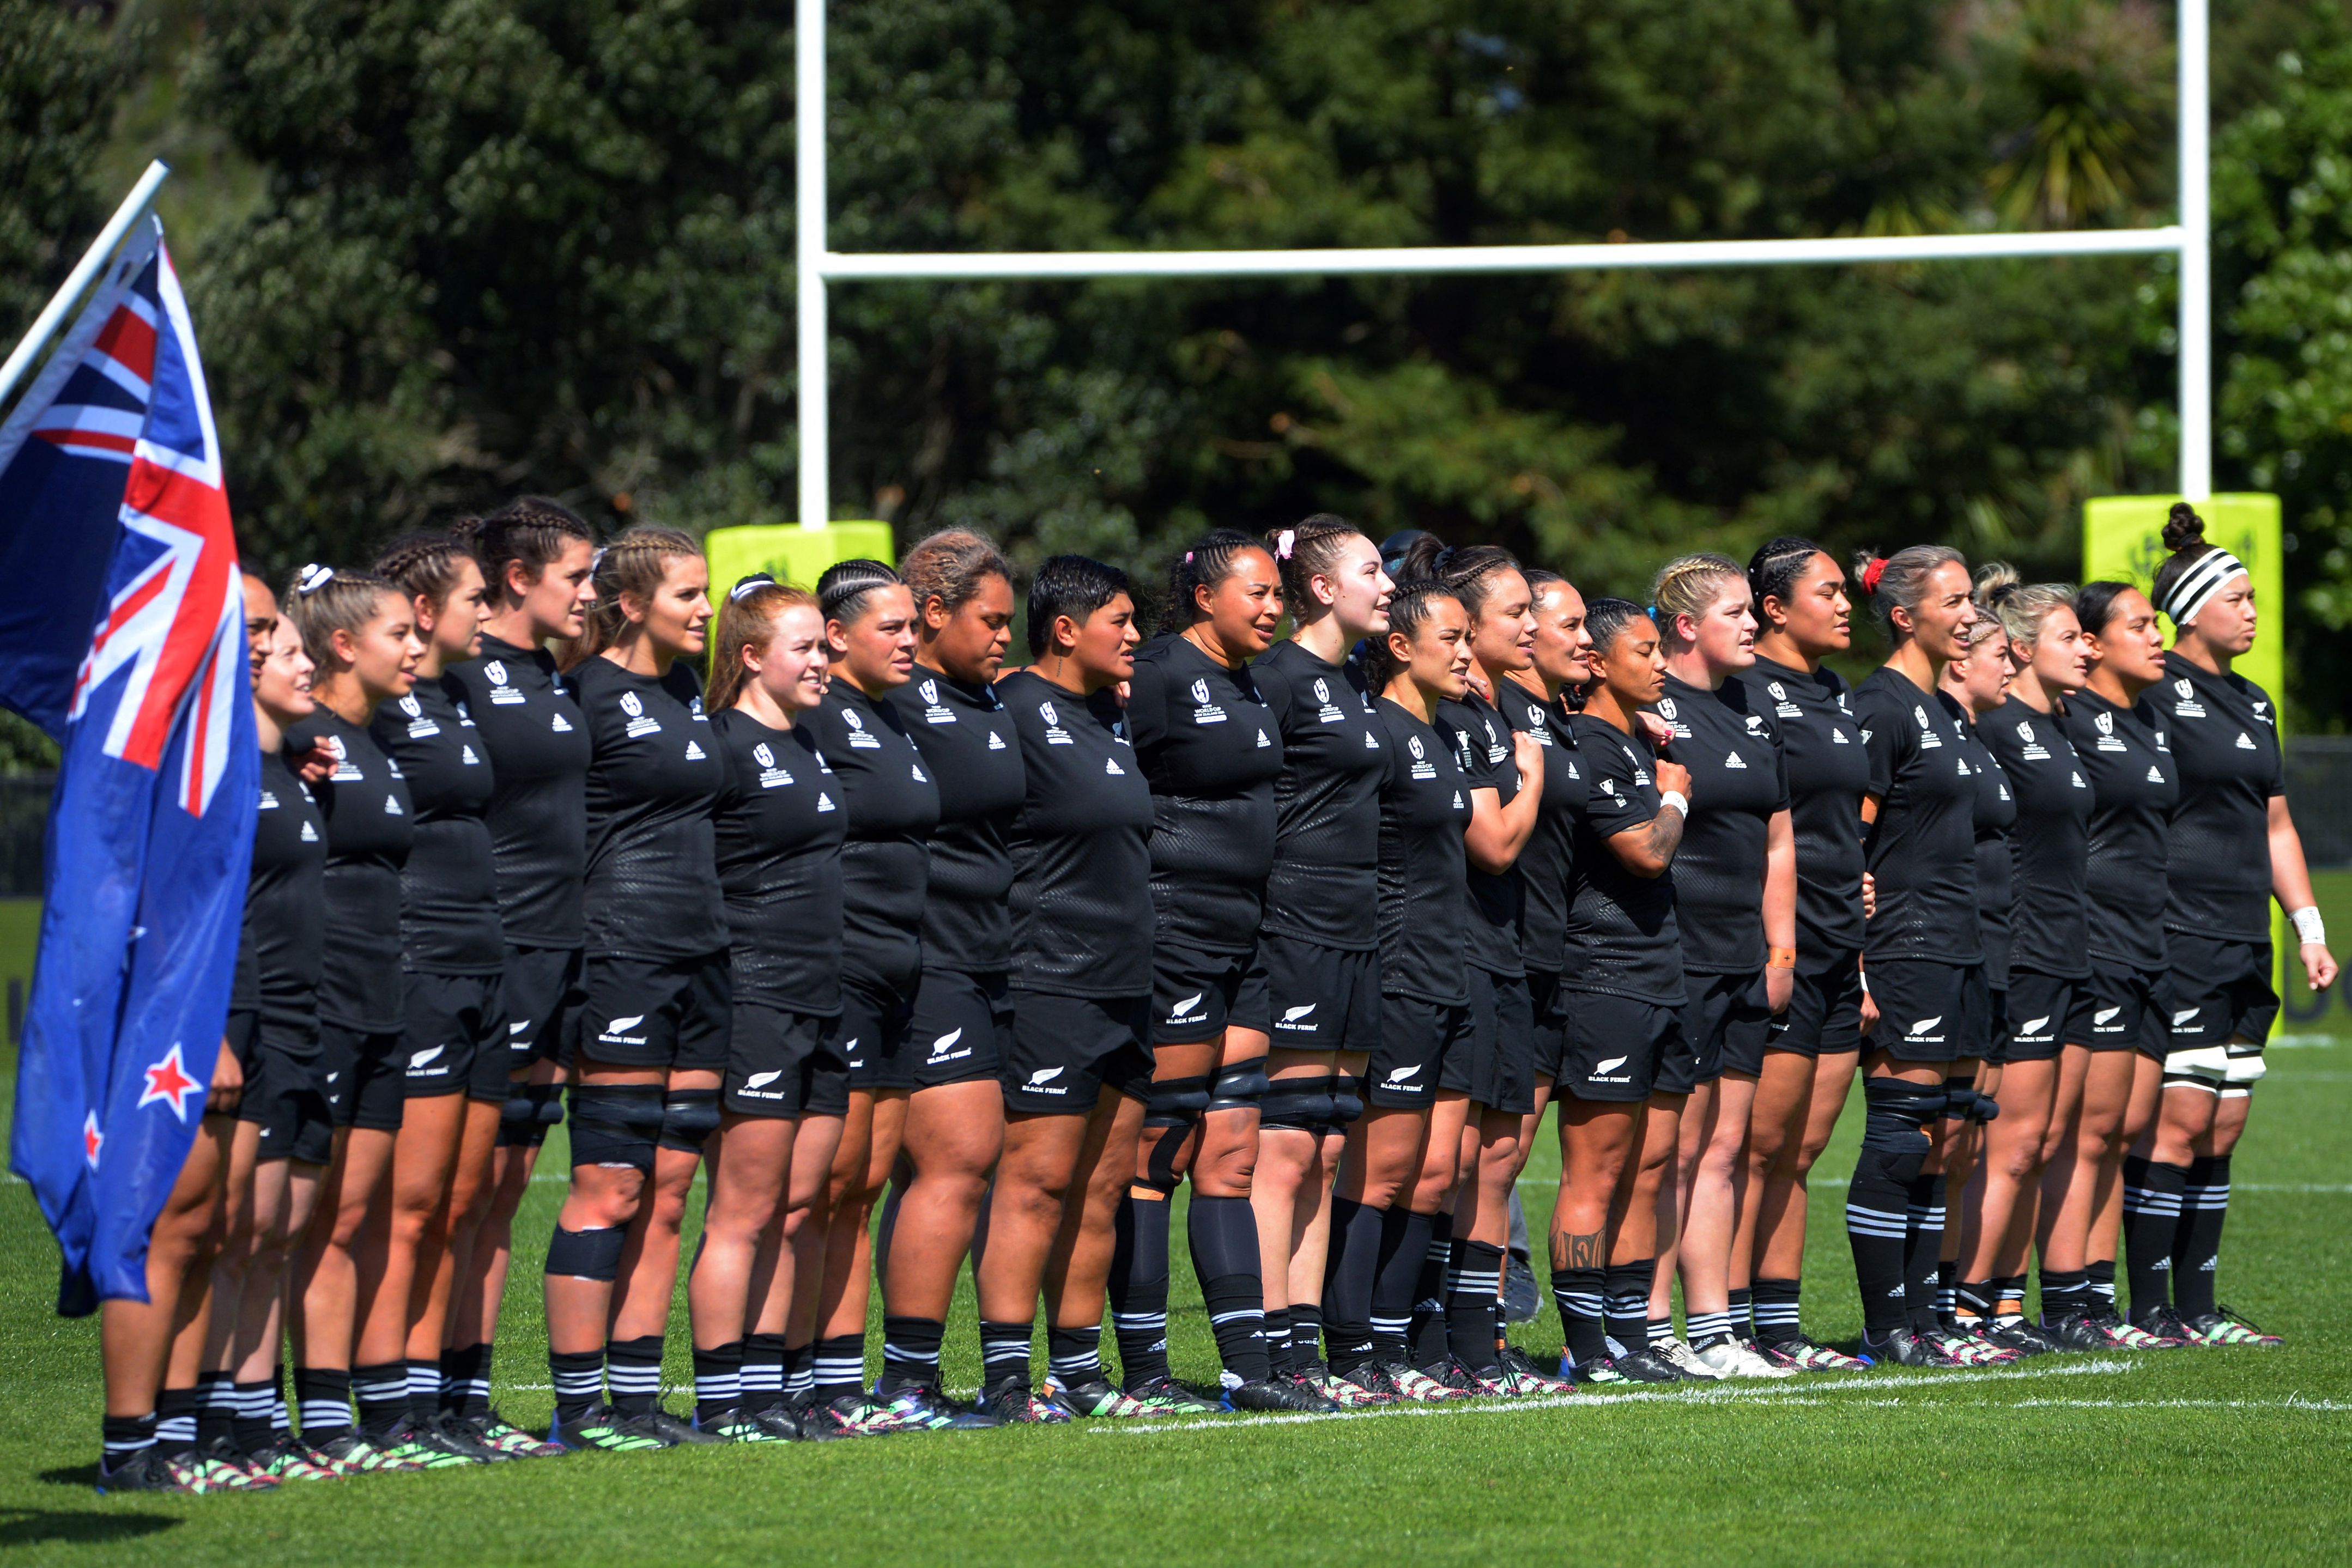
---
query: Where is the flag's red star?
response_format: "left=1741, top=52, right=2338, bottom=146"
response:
left=136, top=1044, right=199, bottom=1120
left=82, top=1113, right=102, bottom=1169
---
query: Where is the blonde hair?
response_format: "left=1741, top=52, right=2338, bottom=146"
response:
left=567, top=526, right=701, bottom=669
left=706, top=579, right=821, bottom=713
left=283, top=564, right=397, bottom=671
left=1650, top=553, right=1746, bottom=646
left=1973, top=562, right=2075, bottom=653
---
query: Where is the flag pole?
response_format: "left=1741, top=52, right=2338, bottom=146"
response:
left=0, top=159, right=171, bottom=418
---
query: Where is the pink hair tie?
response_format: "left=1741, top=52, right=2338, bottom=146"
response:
left=1184, top=551, right=1194, bottom=564
left=1275, top=529, right=1296, bottom=560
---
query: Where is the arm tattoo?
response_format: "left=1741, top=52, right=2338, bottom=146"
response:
left=1641, top=807, right=1684, bottom=862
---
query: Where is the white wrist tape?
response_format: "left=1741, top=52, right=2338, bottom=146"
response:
left=2292, top=905, right=2326, bottom=947
left=1657, top=789, right=1689, bottom=818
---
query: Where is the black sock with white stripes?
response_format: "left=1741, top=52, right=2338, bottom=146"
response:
left=692, top=1341, right=742, bottom=1424
left=548, top=1348, right=602, bottom=1427
left=809, top=1334, right=865, bottom=1403
left=1750, top=1277, right=1803, bottom=1345
left=2086, top=1258, right=2117, bottom=1311
left=1902, top=1174, right=1947, bottom=1335
left=978, top=1320, right=1033, bottom=1390
left=1110, top=1181, right=1175, bottom=1389
left=1188, top=1194, right=1270, bottom=1383
left=1552, top=1263, right=1607, bottom=1367
left=2122, top=1156, right=2188, bottom=1315
left=1262, top=1306, right=1294, bottom=1373
left=741, top=1333, right=788, bottom=1411
left=1726, top=1285, right=1754, bottom=1341
left=2173, top=1156, right=2230, bottom=1318
left=1443, top=1238, right=1505, bottom=1373
left=605, top=1334, right=665, bottom=1418
left=879, top=1315, right=945, bottom=1395
left=1371, top=1207, right=1433, bottom=1362
left=1409, top=1210, right=1453, bottom=1369
left=352, top=1360, right=410, bottom=1435
left=1320, top=1198, right=1385, bottom=1373
left=1846, top=1150, right=1914, bottom=1336
left=1046, top=1323, right=1104, bottom=1389
left=2038, top=1267, right=2088, bottom=1321
left=1602, top=1259, right=1655, bottom=1356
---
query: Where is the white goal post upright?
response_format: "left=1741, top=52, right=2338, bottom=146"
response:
left=792, top=0, right=2213, bottom=531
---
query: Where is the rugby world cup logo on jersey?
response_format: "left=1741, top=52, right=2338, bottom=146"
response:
left=1913, top=704, right=1942, bottom=746
left=919, top=677, right=956, bottom=723
left=1407, top=733, right=1436, bottom=779
left=844, top=707, right=880, bottom=747
left=1039, top=698, right=1072, bottom=744
left=620, top=690, right=660, bottom=737
left=754, top=742, right=793, bottom=788
left=485, top=657, right=525, bottom=704
left=1313, top=676, right=1344, bottom=722
left=2172, top=677, right=2205, bottom=718
left=2094, top=710, right=2124, bottom=750
left=1191, top=676, right=1226, bottom=722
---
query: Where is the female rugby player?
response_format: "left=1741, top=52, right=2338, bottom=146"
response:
left=2041, top=580, right=2177, bottom=1350
left=1956, top=570, right=2089, bottom=1354
left=1846, top=545, right=1985, bottom=1368
left=1112, top=531, right=1331, bottom=1412
left=197, top=595, right=336, bottom=1484
left=800, top=561, right=940, bottom=1429
left=544, top=527, right=729, bottom=1449
left=1319, top=582, right=1477, bottom=1402
left=1729, top=539, right=1871, bottom=1371
left=1554, top=599, right=1692, bottom=1385
left=1933, top=614, right=2017, bottom=1362
left=974, top=556, right=1156, bottom=1422
left=439, top=498, right=595, bottom=1454
left=2126, top=505, right=2338, bottom=1345
left=283, top=566, right=429, bottom=1462
left=1386, top=537, right=1545, bottom=1394
left=689, top=578, right=853, bottom=1439
left=1248, top=516, right=1393, bottom=1403
left=877, top=532, right=1022, bottom=1413
left=1647, top=555, right=1796, bottom=1381
left=358, top=535, right=506, bottom=1461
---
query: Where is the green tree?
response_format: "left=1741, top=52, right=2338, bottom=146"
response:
left=2217, top=10, right=2352, bottom=726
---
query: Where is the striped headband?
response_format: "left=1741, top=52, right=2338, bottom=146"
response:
left=2161, top=548, right=2248, bottom=630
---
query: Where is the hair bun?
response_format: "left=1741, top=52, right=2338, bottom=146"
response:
left=2163, top=501, right=2206, bottom=554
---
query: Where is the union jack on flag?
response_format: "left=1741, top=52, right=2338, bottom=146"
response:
left=1, top=219, right=258, bottom=1314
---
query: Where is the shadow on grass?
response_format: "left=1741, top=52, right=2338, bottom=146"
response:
left=1, top=1502, right=180, bottom=1546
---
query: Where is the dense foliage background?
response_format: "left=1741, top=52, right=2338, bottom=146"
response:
left=5, top=0, right=2352, bottom=732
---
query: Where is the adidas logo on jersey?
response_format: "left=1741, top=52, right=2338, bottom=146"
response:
left=816, top=793, right=836, bottom=812
left=1257, top=729, right=1271, bottom=747
left=1724, top=751, right=1747, bottom=769
left=1105, top=756, right=1125, bottom=775
left=300, top=822, right=319, bottom=841
left=384, top=796, right=403, bottom=815
left=684, top=740, right=705, bottom=761
left=912, top=763, right=927, bottom=782
left=988, top=731, right=1005, bottom=749
left=2147, top=764, right=2165, bottom=783
left=2235, top=731, right=2257, bottom=750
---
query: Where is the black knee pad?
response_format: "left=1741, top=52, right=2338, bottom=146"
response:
left=567, top=1084, right=665, bottom=1173
left=498, top=1082, right=563, bottom=1145
left=1260, top=1074, right=1335, bottom=1132
left=1143, top=1074, right=1211, bottom=1131
left=1860, top=1077, right=1944, bottom=1155
left=1207, top=1061, right=1270, bottom=1114
left=1940, top=1077, right=2001, bottom=1123
left=1329, top=1073, right=1365, bottom=1129
left=658, top=1087, right=722, bottom=1153
left=544, top=1223, right=627, bottom=1281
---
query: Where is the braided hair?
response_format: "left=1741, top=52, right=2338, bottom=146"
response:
left=1264, top=513, right=1368, bottom=623
left=1165, top=528, right=1270, bottom=628
left=1362, top=582, right=1461, bottom=692
left=471, top=495, right=595, bottom=605
left=570, top=526, right=701, bottom=667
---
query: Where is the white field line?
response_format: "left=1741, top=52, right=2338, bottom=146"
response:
left=1096, top=1357, right=2142, bottom=1437
left=2262, top=1035, right=2345, bottom=1049
left=2240, top=1183, right=2352, bottom=1193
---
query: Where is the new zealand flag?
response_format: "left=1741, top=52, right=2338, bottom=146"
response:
left=0, top=221, right=257, bottom=1314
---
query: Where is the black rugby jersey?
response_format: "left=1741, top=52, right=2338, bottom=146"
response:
left=1563, top=714, right=1686, bottom=1006
left=1659, top=673, right=1789, bottom=976
left=1124, top=634, right=1283, bottom=953
left=1979, top=698, right=2092, bottom=979
left=1959, top=724, right=2017, bottom=989
left=1728, top=655, right=1869, bottom=956
left=1854, top=667, right=1980, bottom=965
left=804, top=683, right=939, bottom=995
left=1373, top=699, right=1474, bottom=1006
left=1436, top=689, right=1526, bottom=979
left=444, top=635, right=589, bottom=948
left=999, top=670, right=1156, bottom=999
left=571, top=658, right=728, bottom=962
left=372, top=677, right=502, bottom=974
left=1496, top=680, right=1586, bottom=976
left=1252, top=640, right=1385, bottom=951
left=2154, top=652, right=2283, bottom=941
left=284, top=708, right=413, bottom=1033
left=239, top=747, right=327, bottom=1053
left=710, top=710, right=846, bottom=1015
left=2058, top=687, right=2176, bottom=973
left=887, top=671, right=1026, bottom=975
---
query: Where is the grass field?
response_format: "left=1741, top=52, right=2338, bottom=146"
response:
left=2, top=891, right=2350, bottom=1564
